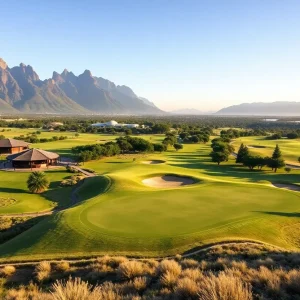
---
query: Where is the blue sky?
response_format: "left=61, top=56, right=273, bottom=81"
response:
left=1, top=0, right=300, bottom=111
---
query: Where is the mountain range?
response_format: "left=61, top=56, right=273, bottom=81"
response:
left=216, top=102, right=300, bottom=116
left=0, top=58, right=162, bottom=114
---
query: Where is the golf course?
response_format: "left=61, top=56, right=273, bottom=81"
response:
left=0, top=127, right=300, bottom=261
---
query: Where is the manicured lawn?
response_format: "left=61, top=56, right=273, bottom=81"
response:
left=0, top=169, right=73, bottom=214
left=1, top=137, right=300, bottom=261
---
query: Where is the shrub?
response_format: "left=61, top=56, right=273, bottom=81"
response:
left=1, top=265, right=16, bottom=277
left=286, top=269, right=300, bottom=294
left=160, top=270, right=178, bottom=287
left=174, top=277, right=199, bottom=299
left=35, top=261, right=51, bottom=282
left=51, top=277, right=120, bottom=300
left=118, top=261, right=145, bottom=279
left=198, top=271, right=253, bottom=300
left=181, top=258, right=199, bottom=269
left=56, top=261, right=70, bottom=272
left=157, top=259, right=181, bottom=277
left=131, top=276, right=148, bottom=292
left=27, top=172, right=49, bottom=194
left=181, top=268, right=203, bottom=282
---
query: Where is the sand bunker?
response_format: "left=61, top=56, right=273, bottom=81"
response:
left=142, top=175, right=195, bottom=188
left=272, top=183, right=300, bottom=192
left=142, top=160, right=165, bottom=165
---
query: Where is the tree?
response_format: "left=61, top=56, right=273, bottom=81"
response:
left=174, top=143, right=183, bottom=151
left=27, top=171, right=49, bottom=194
left=243, top=155, right=263, bottom=170
left=272, top=144, right=282, bottom=159
left=298, top=157, right=300, bottom=163
left=153, top=143, right=166, bottom=153
left=268, top=144, right=285, bottom=172
left=236, top=143, right=249, bottom=163
left=125, top=129, right=132, bottom=136
left=284, top=167, right=292, bottom=173
left=286, top=132, right=298, bottom=139
left=210, top=151, right=229, bottom=165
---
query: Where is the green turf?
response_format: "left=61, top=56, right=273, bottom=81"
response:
left=0, top=135, right=300, bottom=261
left=0, top=170, right=73, bottom=214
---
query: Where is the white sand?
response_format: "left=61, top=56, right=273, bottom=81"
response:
left=142, top=175, right=195, bottom=188
left=272, top=183, right=300, bottom=192
left=142, top=160, right=165, bottom=165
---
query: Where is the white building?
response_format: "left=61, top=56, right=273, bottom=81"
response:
left=91, top=120, right=140, bottom=128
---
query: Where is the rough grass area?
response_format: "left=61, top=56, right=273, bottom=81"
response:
left=1, top=243, right=300, bottom=299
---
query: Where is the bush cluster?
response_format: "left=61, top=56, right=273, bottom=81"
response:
left=3, top=243, right=300, bottom=299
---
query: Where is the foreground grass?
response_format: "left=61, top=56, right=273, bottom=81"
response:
left=1, top=243, right=300, bottom=300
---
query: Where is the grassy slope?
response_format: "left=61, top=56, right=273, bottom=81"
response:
left=0, top=138, right=300, bottom=261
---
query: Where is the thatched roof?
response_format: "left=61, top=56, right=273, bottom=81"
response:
left=7, top=149, right=59, bottom=161
left=0, top=138, right=30, bottom=148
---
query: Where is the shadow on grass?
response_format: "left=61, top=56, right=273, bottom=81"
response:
left=0, top=187, right=28, bottom=194
left=168, top=152, right=300, bottom=185
left=254, top=211, right=300, bottom=218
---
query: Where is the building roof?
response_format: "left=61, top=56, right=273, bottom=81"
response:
left=7, top=149, right=59, bottom=162
left=0, top=138, right=30, bottom=148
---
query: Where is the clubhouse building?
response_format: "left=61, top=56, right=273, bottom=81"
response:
left=7, top=148, right=60, bottom=169
left=0, top=138, right=30, bottom=154
left=91, top=120, right=140, bottom=128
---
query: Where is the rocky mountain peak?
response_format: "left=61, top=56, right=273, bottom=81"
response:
left=82, top=69, right=92, bottom=77
left=0, top=58, right=8, bottom=69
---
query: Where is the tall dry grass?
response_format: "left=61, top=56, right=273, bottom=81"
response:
left=51, top=277, right=120, bottom=300
left=198, top=270, right=253, bottom=300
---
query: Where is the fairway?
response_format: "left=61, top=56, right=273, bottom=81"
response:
left=0, top=131, right=300, bottom=261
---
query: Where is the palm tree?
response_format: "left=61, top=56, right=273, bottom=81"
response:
left=27, top=171, right=49, bottom=194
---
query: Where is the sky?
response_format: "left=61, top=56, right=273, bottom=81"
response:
left=1, top=0, right=300, bottom=112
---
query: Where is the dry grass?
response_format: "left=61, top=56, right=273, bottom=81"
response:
left=1, top=265, right=16, bottom=277
left=181, top=268, right=203, bottom=282
left=55, top=261, right=70, bottom=272
left=158, top=259, right=182, bottom=277
left=175, top=277, right=199, bottom=299
left=180, top=258, right=199, bottom=269
left=51, top=278, right=120, bottom=300
left=198, top=271, right=253, bottom=300
left=2, top=243, right=300, bottom=299
left=131, top=276, right=148, bottom=292
left=35, top=261, right=51, bottom=282
left=286, top=269, right=300, bottom=294
left=117, top=261, right=145, bottom=279
left=160, top=270, right=178, bottom=287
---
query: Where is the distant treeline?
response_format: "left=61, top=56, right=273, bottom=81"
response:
left=1, top=115, right=300, bottom=133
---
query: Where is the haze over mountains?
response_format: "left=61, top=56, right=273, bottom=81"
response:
left=216, top=102, right=300, bottom=116
left=0, top=58, right=162, bottom=114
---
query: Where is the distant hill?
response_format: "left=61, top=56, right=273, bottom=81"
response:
left=216, top=102, right=300, bottom=116
left=0, top=58, right=163, bottom=115
left=171, top=108, right=213, bottom=115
